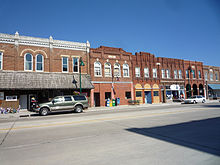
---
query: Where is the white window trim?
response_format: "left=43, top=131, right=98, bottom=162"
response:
left=104, top=62, right=112, bottom=77
left=0, top=51, right=3, bottom=70
left=73, top=57, right=79, bottom=73
left=24, top=53, right=33, bottom=71
left=114, top=63, right=121, bottom=77
left=135, top=67, right=140, bottom=77
left=94, top=62, right=102, bottom=77
left=153, top=68, right=157, bottom=78
left=174, top=70, right=178, bottom=79
left=178, top=70, right=182, bottom=79
left=35, top=54, right=44, bottom=72
left=144, top=68, right=149, bottom=78
left=62, top=57, right=69, bottom=73
left=161, top=69, right=165, bottom=79
left=166, top=69, right=170, bottom=79
left=123, top=64, right=129, bottom=77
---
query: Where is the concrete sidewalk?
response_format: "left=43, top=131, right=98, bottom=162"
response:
left=0, top=100, right=219, bottom=119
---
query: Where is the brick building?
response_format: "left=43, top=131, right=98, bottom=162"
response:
left=0, top=32, right=93, bottom=109
left=89, top=46, right=134, bottom=107
left=203, top=65, right=220, bottom=99
left=131, top=52, right=161, bottom=104
left=131, top=52, right=205, bottom=104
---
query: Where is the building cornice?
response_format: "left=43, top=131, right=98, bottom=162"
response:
left=0, top=32, right=90, bottom=52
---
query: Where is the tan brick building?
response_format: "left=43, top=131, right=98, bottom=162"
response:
left=0, top=32, right=93, bottom=109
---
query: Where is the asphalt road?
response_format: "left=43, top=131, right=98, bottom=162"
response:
left=0, top=103, right=220, bottom=165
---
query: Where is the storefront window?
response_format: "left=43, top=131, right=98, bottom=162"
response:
left=153, top=91, right=159, bottom=96
left=136, top=91, right=142, bottom=97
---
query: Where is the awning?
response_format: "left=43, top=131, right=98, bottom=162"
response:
left=208, top=84, right=220, bottom=90
left=0, top=71, right=94, bottom=90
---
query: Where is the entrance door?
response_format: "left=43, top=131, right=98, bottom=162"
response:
left=94, top=93, right=100, bottom=107
left=144, top=91, right=152, bottom=104
left=19, top=95, right=27, bottom=110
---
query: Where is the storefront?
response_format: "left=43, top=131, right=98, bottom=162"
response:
left=165, top=84, right=185, bottom=102
left=0, top=71, right=94, bottom=110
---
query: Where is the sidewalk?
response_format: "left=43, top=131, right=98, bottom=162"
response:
left=0, top=100, right=219, bottom=119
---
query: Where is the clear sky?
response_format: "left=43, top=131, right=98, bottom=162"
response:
left=0, top=0, right=220, bottom=66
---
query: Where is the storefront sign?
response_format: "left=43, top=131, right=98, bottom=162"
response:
left=6, top=96, right=17, bottom=101
left=170, top=84, right=180, bottom=90
left=0, top=92, right=4, bottom=100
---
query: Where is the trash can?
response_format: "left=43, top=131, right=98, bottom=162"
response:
left=106, top=98, right=110, bottom=107
left=112, top=99, right=115, bottom=106
left=117, top=98, right=120, bottom=105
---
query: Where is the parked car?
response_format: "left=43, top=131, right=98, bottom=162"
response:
left=184, top=95, right=206, bottom=104
left=31, top=95, right=89, bottom=116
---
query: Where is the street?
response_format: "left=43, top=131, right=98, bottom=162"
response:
left=0, top=103, right=220, bottom=165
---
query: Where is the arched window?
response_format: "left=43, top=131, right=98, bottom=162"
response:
left=94, top=62, right=102, bottom=76
left=123, top=64, right=129, bottom=77
left=36, top=54, right=44, bottom=71
left=114, top=63, right=121, bottom=77
left=24, top=53, right=33, bottom=71
left=104, top=62, right=111, bottom=77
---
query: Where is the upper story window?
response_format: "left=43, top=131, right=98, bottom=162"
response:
left=174, top=70, right=178, bottom=79
left=73, top=57, right=79, bottom=73
left=166, top=69, right=170, bottom=78
left=36, top=54, right=44, bottom=72
left=114, top=63, right=121, bottom=77
left=62, top=57, right=68, bottom=72
left=179, top=70, right=182, bottom=79
left=135, top=67, right=140, bottom=77
left=144, top=68, right=149, bottom=78
left=215, top=73, right=218, bottom=81
left=210, top=73, right=213, bottom=81
left=161, top=69, right=165, bottom=78
left=24, top=53, right=33, bottom=71
left=123, top=64, right=129, bottom=77
left=0, top=52, right=3, bottom=70
left=153, top=68, right=157, bottom=78
left=186, top=70, right=189, bottom=78
left=192, top=70, right=195, bottom=78
left=104, top=62, right=111, bottom=77
left=198, top=70, right=202, bottom=79
left=205, top=72, right=208, bottom=81
left=94, top=62, right=102, bottom=76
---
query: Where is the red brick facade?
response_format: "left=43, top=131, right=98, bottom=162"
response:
left=89, top=46, right=133, bottom=106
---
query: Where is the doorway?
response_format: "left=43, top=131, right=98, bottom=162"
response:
left=19, top=95, right=27, bottom=110
left=94, top=93, right=100, bottom=107
left=144, top=91, right=152, bottom=104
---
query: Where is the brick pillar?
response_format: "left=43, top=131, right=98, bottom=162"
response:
left=90, top=89, right=94, bottom=107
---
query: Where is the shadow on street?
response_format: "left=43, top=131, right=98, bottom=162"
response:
left=126, top=117, right=220, bottom=156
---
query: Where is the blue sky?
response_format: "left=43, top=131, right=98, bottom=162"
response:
left=0, top=0, right=220, bottom=66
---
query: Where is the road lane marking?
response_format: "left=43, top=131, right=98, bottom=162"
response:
left=0, top=108, right=212, bottom=132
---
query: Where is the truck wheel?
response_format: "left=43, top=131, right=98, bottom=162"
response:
left=75, top=105, right=83, bottom=113
left=40, top=108, right=49, bottom=116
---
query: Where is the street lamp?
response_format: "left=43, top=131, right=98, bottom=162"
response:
left=187, top=66, right=192, bottom=98
left=79, top=57, right=85, bottom=94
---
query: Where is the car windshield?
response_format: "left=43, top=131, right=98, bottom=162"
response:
left=190, top=96, right=196, bottom=99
